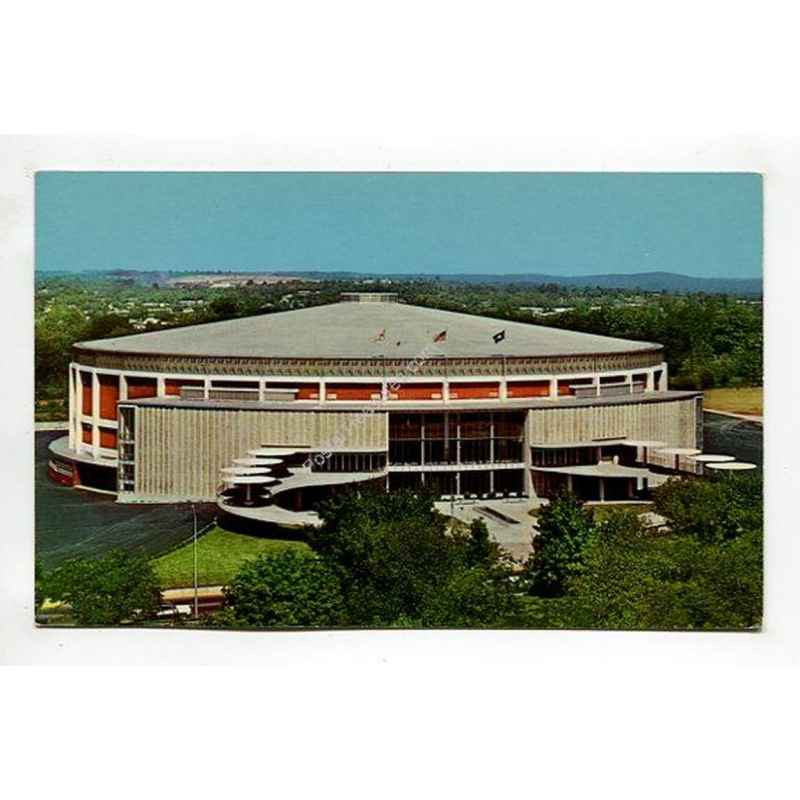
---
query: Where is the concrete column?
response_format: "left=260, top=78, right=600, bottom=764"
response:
left=499, top=379, right=508, bottom=401
left=258, top=378, right=266, bottom=402
left=74, top=368, right=84, bottom=451
left=119, top=373, right=128, bottom=401
left=523, top=409, right=533, bottom=498
left=420, top=416, right=426, bottom=468
left=157, top=376, right=166, bottom=397
left=599, top=478, right=605, bottom=503
left=594, top=375, right=601, bottom=396
left=549, top=377, right=558, bottom=399
left=204, top=377, right=211, bottom=400
left=442, top=379, right=449, bottom=403
left=91, top=370, right=100, bottom=458
left=319, top=380, right=326, bottom=403
left=658, top=363, right=668, bottom=391
left=489, top=412, right=495, bottom=464
left=646, top=370, right=655, bottom=392
left=68, top=367, right=75, bottom=449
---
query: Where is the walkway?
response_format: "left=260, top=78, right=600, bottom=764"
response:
left=434, top=497, right=544, bottom=561
left=218, top=467, right=386, bottom=528
left=35, top=421, right=69, bottom=431
left=704, top=408, right=763, bottom=424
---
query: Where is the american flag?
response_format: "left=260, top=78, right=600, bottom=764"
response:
left=433, top=329, right=447, bottom=343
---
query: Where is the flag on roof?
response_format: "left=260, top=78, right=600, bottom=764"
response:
left=493, top=330, right=506, bottom=344
left=371, top=328, right=386, bottom=342
left=433, top=329, right=447, bottom=343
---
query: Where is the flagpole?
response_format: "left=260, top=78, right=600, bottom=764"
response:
left=382, top=339, right=387, bottom=403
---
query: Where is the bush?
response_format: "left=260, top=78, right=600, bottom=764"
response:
left=653, top=473, right=762, bottom=544
left=551, top=509, right=763, bottom=630
left=44, top=550, right=162, bottom=626
left=309, top=488, right=516, bottom=626
left=416, top=565, right=519, bottom=628
left=219, top=550, right=345, bottom=628
left=524, top=491, right=595, bottom=597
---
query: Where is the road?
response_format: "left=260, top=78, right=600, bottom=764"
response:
left=702, top=411, right=763, bottom=467
left=35, top=431, right=218, bottom=568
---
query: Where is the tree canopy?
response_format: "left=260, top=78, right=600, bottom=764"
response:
left=520, top=474, right=763, bottom=630
left=300, top=489, right=516, bottom=627
left=43, top=549, right=161, bottom=626
left=217, top=550, right=345, bottom=628
left=524, top=491, right=595, bottom=597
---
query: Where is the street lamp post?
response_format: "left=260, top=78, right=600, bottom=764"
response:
left=191, top=503, right=199, bottom=619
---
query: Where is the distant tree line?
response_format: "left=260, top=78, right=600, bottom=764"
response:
left=35, top=276, right=762, bottom=413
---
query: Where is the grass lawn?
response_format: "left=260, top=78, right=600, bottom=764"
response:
left=151, top=525, right=311, bottom=589
left=703, top=386, right=763, bottom=416
left=589, top=502, right=653, bottom=523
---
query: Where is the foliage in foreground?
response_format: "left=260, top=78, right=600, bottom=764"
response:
left=652, top=475, right=762, bottom=544
left=214, top=550, right=345, bottom=628
left=309, top=489, right=517, bottom=627
left=42, top=549, right=161, bottom=626
left=524, top=491, right=594, bottom=597
left=39, top=474, right=762, bottom=631
left=521, top=474, right=763, bottom=630
left=216, top=489, right=518, bottom=628
left=536, top=511, right=763, bottom=630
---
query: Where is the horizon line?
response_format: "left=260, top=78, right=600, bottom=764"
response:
left=34, top=267, right=763, bottom=280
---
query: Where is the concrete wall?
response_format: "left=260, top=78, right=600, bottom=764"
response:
left=527, top=396, right=699, bottom=448
left=130, top=406, right=388, bottom=501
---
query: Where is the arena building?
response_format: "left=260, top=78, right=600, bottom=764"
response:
left=48, top=293, right=703, bottom=521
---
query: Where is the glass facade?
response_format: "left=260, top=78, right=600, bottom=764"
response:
left=386, top=411, right=526, bottom=498
left=388, top=411, right=525, bottom=467
left=310, top=452, right=387, bottom=473
left=117, top=405, right=136, bottom=493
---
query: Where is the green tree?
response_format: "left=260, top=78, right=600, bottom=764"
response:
left=83, top=314, right=136, bottom=340
left=460, top=518, right=506, bottom=568
left=219, top=550, right=345, bottom=628
left=34, top=558, right=47, bottom=618
left=525, top=491, right=595, bottom=597
left=416, top=565, right=519, bottom=628
left=310, top=488, right=515, bottom=626
left=561, top=510, right=763, bottom=630
left=44, top=550, right=161, bottom=626
left=653, top=473, right=762, bottom=544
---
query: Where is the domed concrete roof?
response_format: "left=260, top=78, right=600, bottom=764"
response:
left=76, top=300, right=660, bottom=360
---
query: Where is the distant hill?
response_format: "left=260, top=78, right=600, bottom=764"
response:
left=37, top=268, right=762, bottom=296
left=265, top=270, right=763, bottom=295
left=427, top=271, right=763, bottom=295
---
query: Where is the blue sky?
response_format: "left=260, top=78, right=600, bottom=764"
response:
left=35, top=172, right=762, bottom=278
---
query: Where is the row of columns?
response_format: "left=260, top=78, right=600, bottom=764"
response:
left=316, top=365, right=667, bottom=404
left=70, top=367, right=130, bottom=460
left=68, top=362, right=669, bottom=460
